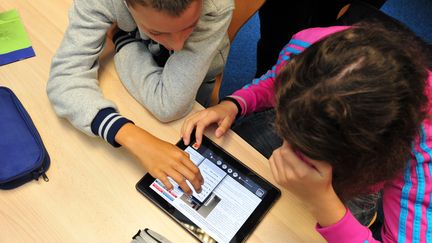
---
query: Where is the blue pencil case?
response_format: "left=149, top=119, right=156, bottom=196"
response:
left=0, top=86, right=50, bottom=189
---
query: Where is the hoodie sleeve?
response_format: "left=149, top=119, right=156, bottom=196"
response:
left=47, top=0, right=118, bottom=133
left=113, top=0, right=234, bottom=122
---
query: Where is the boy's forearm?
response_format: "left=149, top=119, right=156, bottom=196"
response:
left=113, top=8, right=233, bottom=123
left=47, top=0, right=115, bottom=135
left=114, top=42, right=210, bottom=123
left=115, top=123, right=153, bottom=149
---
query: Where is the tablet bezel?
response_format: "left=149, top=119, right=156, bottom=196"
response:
left=136, top=133, right=281, bottom=243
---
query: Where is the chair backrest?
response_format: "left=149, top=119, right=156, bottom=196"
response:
left=209, top=0, right=265, bottom=106
left=227, top=0, right=265, bottom=42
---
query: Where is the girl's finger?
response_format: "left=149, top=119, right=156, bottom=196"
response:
left=182, top=113, right=202, bottom=145
left=280, top=144, right=325, bottom=177
left=268, top=155, right=280, bottom=183
left=272, top=148, right=289, bottom=182
left=300, top=156, right=333, bottom=176
left=194, top=114, right=219, bottom=146
left=215, top=116, right=233, bottom=137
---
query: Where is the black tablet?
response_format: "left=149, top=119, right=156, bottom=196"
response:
left=136, top=133, right=281, bottom=243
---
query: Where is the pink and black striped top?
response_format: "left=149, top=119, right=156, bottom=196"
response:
left=227, top=26, right=432, bottom=242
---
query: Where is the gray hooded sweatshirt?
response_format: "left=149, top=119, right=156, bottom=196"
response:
left=47, top=0, right=233, bottom=146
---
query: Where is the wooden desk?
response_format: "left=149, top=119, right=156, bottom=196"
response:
left=0, top=1, right=325, bottom=242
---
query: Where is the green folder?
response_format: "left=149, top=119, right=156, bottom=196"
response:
left=0, top=9, right=35, bottom=65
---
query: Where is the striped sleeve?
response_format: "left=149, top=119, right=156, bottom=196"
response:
left=226, top=26, right=350, bottom=117
left=315, top=72, right=432, bottom=243
left=314, top=114, right=432, bottom=243
left=380, top=73, right=432, bottom=243
left=90, top=108, right=133, bottom=147
left=385, top=121, right=432, bottom=243
left=112, top=28, right=140, bottom=53
left=226, top=39, right=311, bottom=117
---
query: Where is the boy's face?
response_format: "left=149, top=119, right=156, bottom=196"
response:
left=129, top=0, right=202, bottom=51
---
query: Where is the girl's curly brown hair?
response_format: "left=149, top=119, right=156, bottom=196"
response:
left=275, top=21, right=430, bottom=201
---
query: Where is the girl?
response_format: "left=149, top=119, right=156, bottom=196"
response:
left=181, top=21, right=432, bottom=242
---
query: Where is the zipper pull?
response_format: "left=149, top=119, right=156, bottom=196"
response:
left=34, top=168, right=49, bottom=182
left=41, top=173, right=49, bottom=182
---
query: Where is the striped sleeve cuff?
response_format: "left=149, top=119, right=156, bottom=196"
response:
left=91, top=108, right=133, bottom=147
left=222, top=95, right=248, bottom=117
left=219, top=96, right=242, bottom=120
left=112, top=28, right=139, bottom=53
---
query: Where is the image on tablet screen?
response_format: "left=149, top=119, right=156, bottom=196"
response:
left=149, top=144, right=267, bottom=243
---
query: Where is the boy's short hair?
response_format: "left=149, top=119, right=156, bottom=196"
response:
left=125, top=0, right=195, bottom=16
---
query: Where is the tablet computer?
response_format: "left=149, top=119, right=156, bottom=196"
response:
left=136, top=133, right=281, bottom=243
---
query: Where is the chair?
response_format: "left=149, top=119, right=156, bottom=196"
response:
left=209, top=0, right=266, bottom=106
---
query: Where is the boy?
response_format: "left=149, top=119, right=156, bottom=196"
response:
left=47, top=0, right=234, bottom=194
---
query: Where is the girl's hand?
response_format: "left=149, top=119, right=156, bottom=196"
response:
left=116, top=123, right=204, bottom=195
left=269, top=141, right=346, bottom=226
left=181, top=100, right=238, bottom=147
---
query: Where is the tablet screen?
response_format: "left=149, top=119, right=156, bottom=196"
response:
left=137, top=135, right=280, bottom=243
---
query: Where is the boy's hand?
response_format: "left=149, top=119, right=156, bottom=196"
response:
left=269, top=141, right=346, bottom=226
left=181, top=100, right=238, bottom=147
left=106, top=22, right=119, bottom=40
left=116, top=123, right=204, bottom=195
